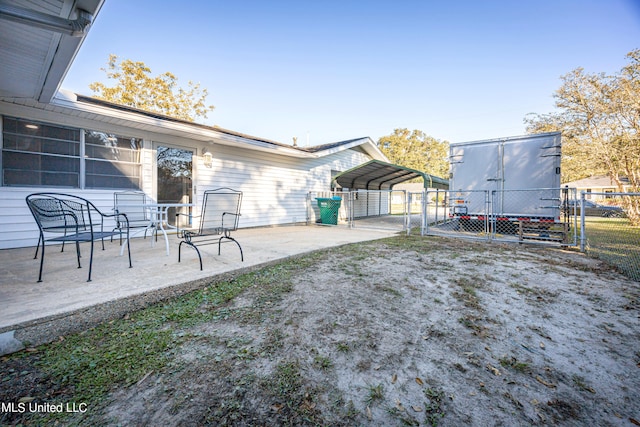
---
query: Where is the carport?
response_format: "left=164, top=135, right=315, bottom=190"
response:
left=333, top=159, right=448, bottom=190
left=327, top=160, right=448, bottom=230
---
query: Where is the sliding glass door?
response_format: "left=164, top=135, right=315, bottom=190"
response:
left=156, top=145, right=193, bottom=226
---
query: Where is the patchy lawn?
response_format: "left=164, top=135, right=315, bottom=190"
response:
left=583, top=216, right=640, bottom=281
left=1, top=236, right=639, bottom=426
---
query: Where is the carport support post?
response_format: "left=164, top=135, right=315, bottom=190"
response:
left=349, top=191, right=354, bottom=228
left=580, top=191, right=586, bottom=252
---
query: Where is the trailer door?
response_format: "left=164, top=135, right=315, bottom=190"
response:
left=450, top=142, right=502, bottom=214
left=501, top=134, right=562, bottom=219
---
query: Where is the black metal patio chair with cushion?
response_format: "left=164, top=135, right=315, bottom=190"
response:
left=113, top=190, right=155, bottom=242
left=26, top=193, right=132, bottom=282
left=177, top=188, right=243, bottom=270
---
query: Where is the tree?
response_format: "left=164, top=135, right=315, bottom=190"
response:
left=525, top=49, right=640, bottom=224
left=524, top=112, right=608, bottom=183
left=377, top=128, right=449, bottom=178
left=89, top=54, right=214, bottom=122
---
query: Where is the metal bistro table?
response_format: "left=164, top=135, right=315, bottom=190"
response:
left=119, top=202, right=194, bottom=256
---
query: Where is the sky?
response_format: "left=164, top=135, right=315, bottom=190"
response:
left=61, top=0, right=640, bottom=146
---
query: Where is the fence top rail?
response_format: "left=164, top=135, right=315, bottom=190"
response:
left=580, top=191, right=640, bottom=197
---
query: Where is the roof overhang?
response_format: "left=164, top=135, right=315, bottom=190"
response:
left=304, top=137, right=387, bottom=162
left=0, top=0, right=103, bottom=103
left=0, top=91, right=387, bottom=161
left=334, top=160, right=449, bottom=190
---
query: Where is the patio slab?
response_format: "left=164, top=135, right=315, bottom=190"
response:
left=0, top=225, right=395, bottom=354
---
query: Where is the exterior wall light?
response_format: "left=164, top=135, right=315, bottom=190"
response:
left=202, top=148, right=213, bottom=168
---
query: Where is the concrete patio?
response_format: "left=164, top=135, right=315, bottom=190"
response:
left=0, top=225, right=396, bottom=354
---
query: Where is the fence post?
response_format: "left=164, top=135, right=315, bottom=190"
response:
left=486, top=190, right=492, bottom=241
left=434, top=189, right=439, bottom=225
left=580, top=191, right=586, bottom=252
left=422, top=190, right=428, bottom=236
left=406, top=192, right=412, bottom=236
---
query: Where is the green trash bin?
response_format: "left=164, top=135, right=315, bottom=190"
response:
left=316, top=196, right=342, bottom=225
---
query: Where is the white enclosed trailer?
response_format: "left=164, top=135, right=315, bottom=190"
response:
left=448, top=132, right=562, bottom=232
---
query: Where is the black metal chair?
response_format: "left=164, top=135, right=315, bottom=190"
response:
left=26, top=193, right=132, bottom=282
left=177, top=188, right=243, bottom=270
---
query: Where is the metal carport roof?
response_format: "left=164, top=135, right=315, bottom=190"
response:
left=333, top=160, right=449, bottom=190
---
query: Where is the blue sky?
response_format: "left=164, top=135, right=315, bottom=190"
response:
left=62, top=0, right=640, bottom=146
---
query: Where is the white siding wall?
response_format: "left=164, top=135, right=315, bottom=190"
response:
left=194, top=143, right=371, bottom=229
left=0, top=187, right=122, bottom=249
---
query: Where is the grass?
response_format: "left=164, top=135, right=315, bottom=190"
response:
left=364, top=383, right=385, bottom=406
left=424, top=387, right=446, bottom=426
left=498, top=356, right=531, bottom=373
left=583, top=216, right=640, bottom=281
left=452, top=276, right=482, bottom=310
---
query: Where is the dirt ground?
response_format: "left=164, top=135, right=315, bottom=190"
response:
left=3, top=236, right=640, bottom=425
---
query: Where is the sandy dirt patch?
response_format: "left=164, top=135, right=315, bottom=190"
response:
left=102, top=237, right=639, bottom=426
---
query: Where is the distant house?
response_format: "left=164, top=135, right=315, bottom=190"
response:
left=563, top=175, right=632, bottom=200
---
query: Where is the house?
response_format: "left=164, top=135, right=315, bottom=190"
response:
left=0, top=0, right=401, bottom=250
left=0, top=0, right=450, bottom=250
left=563, top=175, right=632, bottom=200
left=0, top=86, right=395, bottom=248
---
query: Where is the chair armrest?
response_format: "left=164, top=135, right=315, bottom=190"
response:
left=221, top=211, right=241, bottom=230
left=176, top=212, right=200, bottom=235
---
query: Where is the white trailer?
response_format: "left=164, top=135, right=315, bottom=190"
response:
left=448, top=132, right=562, bottom=232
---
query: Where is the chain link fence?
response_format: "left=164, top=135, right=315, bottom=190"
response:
left=422, top=188, right=577, bottom=246
left=579, top=191, right=640, bottom=281
left=306, top=188, right=639, bottom=281
left=307, top=190, right=409, bottom=231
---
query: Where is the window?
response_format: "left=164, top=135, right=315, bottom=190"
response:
left=85, top=131, right=142, bottom=189
left=1, top=116, right=142, bottom=189
left=2, top=117, right=80, bottom=187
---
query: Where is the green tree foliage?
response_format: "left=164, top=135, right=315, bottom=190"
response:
left=377, top=128, right=449, bottom=178
left=525, top=49, right=640, bottom=224
left=524, top=112, right=607, bottom=184
left=89, top=54, right=214, bottom=122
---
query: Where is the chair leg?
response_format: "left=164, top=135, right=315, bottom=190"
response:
left=125, top=229, right=132, bottom=269
left=75, top=241, right=82, bottom=269
left=179, top=240, right=202, bottom=270
left=219, top=232, right=243, bottom=261
left=37, top=239, right=45, bottom=283
left=34, top=234, right=41, bottom=259
left=87, top=240, right=94, bottom=282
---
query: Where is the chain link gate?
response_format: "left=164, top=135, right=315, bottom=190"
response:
left=421, top=188, right=577, bottom=246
